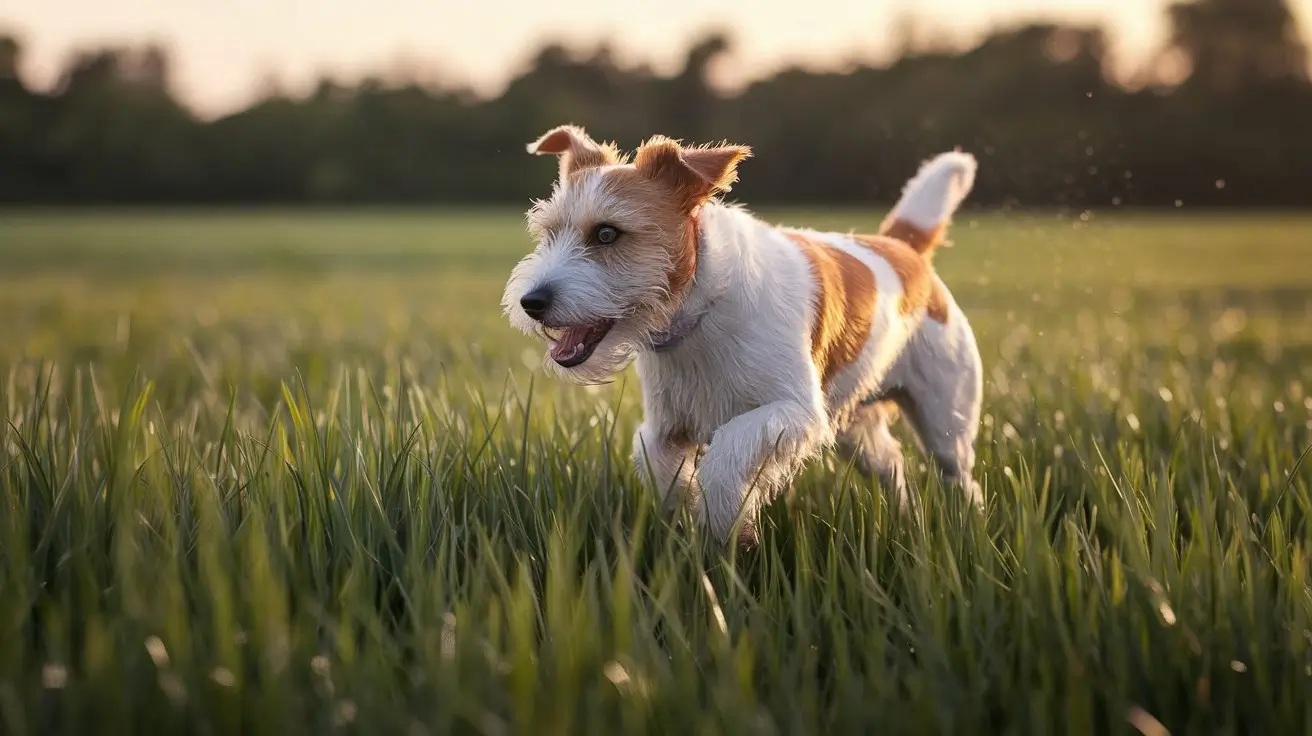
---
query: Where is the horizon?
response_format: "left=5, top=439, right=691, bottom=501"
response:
left=3, top=0, right=1312, bottom=119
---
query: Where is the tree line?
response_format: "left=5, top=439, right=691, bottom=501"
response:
left=1, top=0, right=1309, bottom=208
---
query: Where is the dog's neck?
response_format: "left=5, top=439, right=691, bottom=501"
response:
left=648, top=205, right=716, bottom=352
left=648, top=307, right=707, bottom=352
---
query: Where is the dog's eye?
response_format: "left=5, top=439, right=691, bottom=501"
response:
left=594, top=224, right=620, bottom=245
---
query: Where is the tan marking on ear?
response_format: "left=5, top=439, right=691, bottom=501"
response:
left=786, top=231, right=877, bottom=388
left=634, top=135, right=751, bottom=212
left=526, top=124, right=620, bottom=180
left=853, top=234, right=950, bottom=324
left=681, top=144, right=752, bottom=193
left=880, top=218, right=946, bottom=256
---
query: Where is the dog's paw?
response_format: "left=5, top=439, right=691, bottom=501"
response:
left=735, top=519, right=761, bottom=552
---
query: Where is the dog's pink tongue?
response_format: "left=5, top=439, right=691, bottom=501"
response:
left=550, top=326, right=591, bottom=363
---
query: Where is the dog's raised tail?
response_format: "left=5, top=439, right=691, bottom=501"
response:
left=880, top=150, right=977, bottom=256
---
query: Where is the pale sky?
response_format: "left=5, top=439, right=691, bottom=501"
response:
left=3, top=0, right=1310, bottom=118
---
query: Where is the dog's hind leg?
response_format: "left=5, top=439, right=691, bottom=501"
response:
left=835, top=398, right=910, bottom=510
left=888, top=322, right=984, bottom=507
left=901, top=399, right=982, bottom=507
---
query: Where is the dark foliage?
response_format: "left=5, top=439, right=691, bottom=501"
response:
left=1, top=1, right=1309, bottom=208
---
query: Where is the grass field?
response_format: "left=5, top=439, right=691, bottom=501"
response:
left=2, top=207, right=1312, bottom=734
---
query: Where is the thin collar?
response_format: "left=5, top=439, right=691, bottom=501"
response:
left=649, top=309, right=706, bottom=352
left=648, top=208, right=708, bottom=353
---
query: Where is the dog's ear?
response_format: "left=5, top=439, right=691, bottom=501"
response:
left=527, top=124, right=619, bottom=181
left=635, top=136, right=752, bottom=212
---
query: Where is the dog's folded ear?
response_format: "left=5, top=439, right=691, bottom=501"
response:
left=635, top=136, right=752, bottom=212
left=526, top=124, right=620, bottom=182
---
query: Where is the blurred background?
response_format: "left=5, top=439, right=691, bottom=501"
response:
left=1, top=0, right=1309, bottom=209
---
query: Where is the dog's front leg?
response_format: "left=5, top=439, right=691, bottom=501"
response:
left=632, top=421, right=699, bottom=510
left=696, top=399, right=828, bottom=546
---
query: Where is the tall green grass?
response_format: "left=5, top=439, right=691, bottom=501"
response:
left=1, top=209, right=1311, bottom=734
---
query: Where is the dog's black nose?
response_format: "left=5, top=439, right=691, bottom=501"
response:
left=520, top=287, right=553, bottom=322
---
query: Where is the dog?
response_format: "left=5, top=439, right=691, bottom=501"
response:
left=502, top=124, right=983, bottom=547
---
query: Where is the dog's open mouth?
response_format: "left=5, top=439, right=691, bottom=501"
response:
left=546, top=319, right=616, bottom=368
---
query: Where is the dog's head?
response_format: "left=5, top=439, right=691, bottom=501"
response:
left=501, top=124, right=751, bottom=383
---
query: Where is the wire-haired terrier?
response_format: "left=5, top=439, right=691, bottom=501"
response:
left=502, top=124, right=983, bottom=547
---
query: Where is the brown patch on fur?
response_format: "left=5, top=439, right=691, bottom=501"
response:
left=634, top=136, right=751, bottom=213
left=666, top=423, right=696, bottom=448
left=627, top=134, right=747, bottom=298
left=786, top=232, right=877, bottom=388
left=595, top=167, right=700, bottom=299
left=853, top=234, right=951, bottom=324
left=673, top=209, right=700, bottom=296
left=880, top=218, right=946, bottom=256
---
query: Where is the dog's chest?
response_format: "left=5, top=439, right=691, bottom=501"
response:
left=636, top=348, right=774, bottom=444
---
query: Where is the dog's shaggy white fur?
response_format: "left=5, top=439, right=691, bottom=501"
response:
left=502, top=124, right=983, bottom=547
